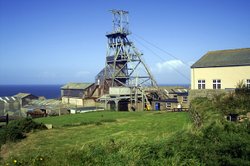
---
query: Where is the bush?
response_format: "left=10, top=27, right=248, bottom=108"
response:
left=211, top=85, right=250, bottom=115
left=189, top=97, right=220, bottom=128
left=163, top=120, right=250, bottom=165
left=0, top=118, right=46, bottom=145
left=187, top=95, right=250, bottom=165
left=0, top=128, right=7, bottom=147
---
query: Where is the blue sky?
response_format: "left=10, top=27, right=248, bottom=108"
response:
left=0, top=0, right=249, bottom=85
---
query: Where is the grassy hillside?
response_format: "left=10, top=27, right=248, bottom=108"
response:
left=2, top=89, right=250, bottom=165
left=1, top=93, right=249, bottom=166
left=1, top=111, right=190, bottom=165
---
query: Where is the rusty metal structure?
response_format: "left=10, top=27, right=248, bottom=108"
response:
left=96, top=10, right=158, bottom=92
left=95, top=10, right=164, bottom=111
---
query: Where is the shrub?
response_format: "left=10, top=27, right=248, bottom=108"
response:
left=187, top=95, right=250, bottom=165
left=211, top=84, right=250, bottom=115
left=1, top=118, right=46, bottom=144
left=163, top=120, right=250, bottom=165
left=189, top=97, right=219, bottom=128
left=0, top=128, right=7, bottom=147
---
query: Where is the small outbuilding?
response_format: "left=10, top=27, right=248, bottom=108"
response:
left=61, top=83, right=98, bottom=107
left=14, top=93, right=38, bottom=106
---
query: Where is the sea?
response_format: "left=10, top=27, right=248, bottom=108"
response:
left=0, top=85, right=62, bottom=99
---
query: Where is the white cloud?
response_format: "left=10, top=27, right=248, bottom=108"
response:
left=151, top=60, right=191, bottom=84
left=155, top=60, right=185, bottom=73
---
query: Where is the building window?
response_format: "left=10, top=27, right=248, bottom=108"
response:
left=63, top=89, right=84, bottom=97
left=166, top=103, right=171, bottom=108
left=213, top=79, right=221, bottom=89
left=247, top=79, right=250, bottom=89
left=183, top=96, right=188, bottom=102
left=198, top=80, right=205, bottom=89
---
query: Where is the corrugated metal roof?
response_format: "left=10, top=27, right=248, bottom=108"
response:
left=14, top=93, right=31, bottom=98
left=25, top=99, right=62, bottom=110
left=170, top=89, right=188, bottom=94
left=191, top=48, right=250, bottom=68
left=61, top=83, right=93, bottom=90
left=0, top=96, right=17, bottom=103
left=29, top=99, right=61, bottom=106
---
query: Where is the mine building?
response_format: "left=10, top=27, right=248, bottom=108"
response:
left=190, top=48, right=250, bottom=100
left=14, top=93, right=38, bottom=107
left=91, top=10, right=167, bottom=111
left=61, top=10, right=190, bottom=112
left=61, top=83, right=99, bottom=107
left=191, top=48, right=250, bottom=90
left=152, top=88, right=189, bottom=111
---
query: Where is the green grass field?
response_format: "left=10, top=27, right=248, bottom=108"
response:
left=1, top=111, right=190, bottom=165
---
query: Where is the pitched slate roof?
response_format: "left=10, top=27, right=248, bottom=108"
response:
left=61, top=83, right=93, bottom=90
left=191, top=48, right=250, bottom=68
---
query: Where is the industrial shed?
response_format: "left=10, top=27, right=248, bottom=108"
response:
left=61, top=83, right=98, bottom=107
left=14, top=93, right=38, bottom=106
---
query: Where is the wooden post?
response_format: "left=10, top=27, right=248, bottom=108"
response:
left=142, top=90, right=145, bottom=111
left=115, top=100, right=119, bottom=111
left=130, top=87, right=132, bottom=111
left=6, top=113, right=9, bottom=125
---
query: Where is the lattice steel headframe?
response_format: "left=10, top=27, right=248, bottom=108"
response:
left=96, top=10, right=158, bottom=93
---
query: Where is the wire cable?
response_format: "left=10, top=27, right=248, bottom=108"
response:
left=133, top=33, right=190, bottom=68
left=131, top=34, right=190, bottom=81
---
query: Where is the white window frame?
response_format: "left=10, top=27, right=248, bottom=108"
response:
left=198, top=80, right=205, bottom=89
left=213, top=79, right=221, bottom=89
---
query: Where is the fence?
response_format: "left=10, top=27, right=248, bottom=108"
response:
left=0, top=114, right=20, bottom=125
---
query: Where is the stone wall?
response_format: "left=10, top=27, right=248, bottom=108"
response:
left=83, top=99, right=96, bottom=107
left=189, top=89, right=234, bottom=102
left=62, top=97, right=98, bottom=107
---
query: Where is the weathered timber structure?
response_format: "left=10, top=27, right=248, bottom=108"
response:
left=95, top=10, right=166, bottom=111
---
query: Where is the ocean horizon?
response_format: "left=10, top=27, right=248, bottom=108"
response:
left=0, top=84, right=62, bottom=99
